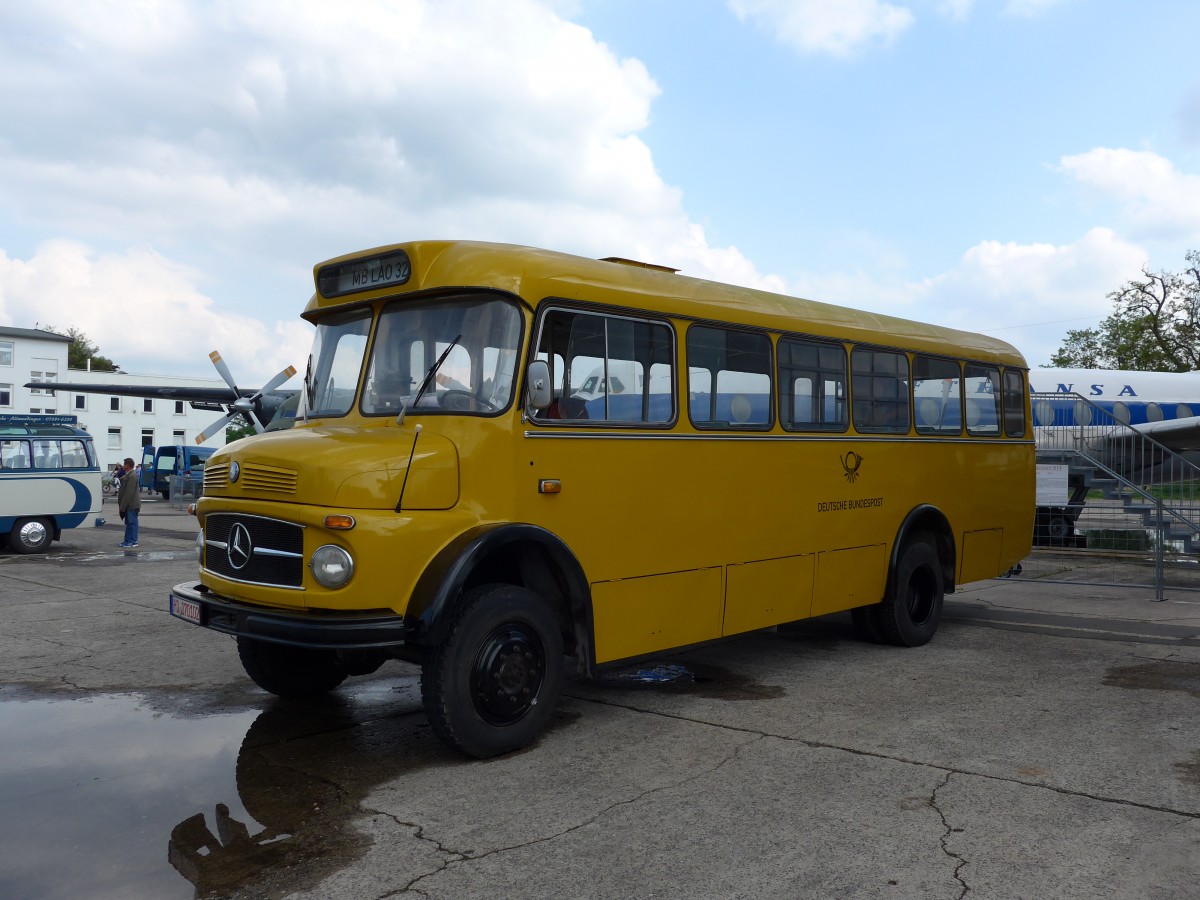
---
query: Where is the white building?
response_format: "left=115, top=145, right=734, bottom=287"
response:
left=0, top=325, right=228, bottom=470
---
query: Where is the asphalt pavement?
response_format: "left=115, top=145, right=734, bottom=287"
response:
left=1, top=497, right=1198, bottom=899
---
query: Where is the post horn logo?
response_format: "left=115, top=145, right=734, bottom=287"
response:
left=841, top=451, right=864, bottom=483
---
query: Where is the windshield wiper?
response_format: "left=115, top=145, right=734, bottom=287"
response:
left=398, top=334, right=461, bottom=425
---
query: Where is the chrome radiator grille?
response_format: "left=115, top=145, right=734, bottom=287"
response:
left=204, top=513, right=305, bottom=588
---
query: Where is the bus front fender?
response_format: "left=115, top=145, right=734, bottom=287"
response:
left=404, top=523, right=594, bottom=670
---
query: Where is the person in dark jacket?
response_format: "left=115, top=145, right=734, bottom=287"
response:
left=117, top=456, right=142, bottom=548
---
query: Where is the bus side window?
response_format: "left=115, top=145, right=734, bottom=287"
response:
left=964, top=365, right=1001, bottom=435
left=851, top=348, right=910, bottom=433
left=532, top=307, right=674, bottom=425
left=913, top=356, right=962, bottom=436
left=779, top=338, right=847, bottom=432
left=1002, top=369, right=1026, bottom=437
left=2, top=439, right=31, bottom=469
left=687, top=325, right=772, bottom=429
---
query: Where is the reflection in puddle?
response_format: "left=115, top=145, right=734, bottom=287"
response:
left=0, top=692, right=257, bottom=899
left=0, top=679, right=430, bottom=899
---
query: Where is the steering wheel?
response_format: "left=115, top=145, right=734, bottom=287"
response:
left=439, top=390, right=497, bottom=412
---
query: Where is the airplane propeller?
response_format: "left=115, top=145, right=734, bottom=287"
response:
left=195, top=351, right=298, bottom=445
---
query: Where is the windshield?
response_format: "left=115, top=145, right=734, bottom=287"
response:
left=305, top=308, right=373, bottom=417
left=362, top=295, right=523, bottom=416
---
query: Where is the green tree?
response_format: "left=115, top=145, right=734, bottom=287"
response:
left=1049, top=250, right=1200, bottom=371
left=44, top=326, right=119, bottom=371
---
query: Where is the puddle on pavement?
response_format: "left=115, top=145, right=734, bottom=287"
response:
left=1102, top=660, right=1200, bottom=698
left=597, top=660, right=785, bottom=700
left=0, top=678, right=469, bottom=899
left=1175, top=750, right=1200, bottom=787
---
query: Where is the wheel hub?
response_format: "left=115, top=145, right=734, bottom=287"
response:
left=471, top=625, right=545, bottom=725
left=19, top=520, right=48, bottom=550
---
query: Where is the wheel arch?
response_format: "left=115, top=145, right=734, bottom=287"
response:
left=405, top=523, right=595, bottom=675
left=890, top=504, right=956, bottom=595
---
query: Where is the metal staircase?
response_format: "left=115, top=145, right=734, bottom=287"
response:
left=1031, top=391, right=1200, bottom=596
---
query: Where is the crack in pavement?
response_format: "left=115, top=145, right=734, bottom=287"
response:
left=383, top=733, right=765, bottom=897
left=568, top=692, right=1200, bottom=821
left=931, top=771, right=969, bottom=899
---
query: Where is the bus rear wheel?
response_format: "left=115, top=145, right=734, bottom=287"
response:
left=421, top=583, right=563, bottom=759
left=236, top=638, right=348, bottom=698
left=876, top=536, right=944, bottom=647
left=9, top=517, right=53, bottom=554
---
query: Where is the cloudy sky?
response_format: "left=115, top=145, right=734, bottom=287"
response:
left=1, top=0, right=1198, bottom=386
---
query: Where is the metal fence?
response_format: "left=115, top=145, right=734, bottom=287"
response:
left=1015, top=392, right=1200, bottom=598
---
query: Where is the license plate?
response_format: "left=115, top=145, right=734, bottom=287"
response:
left=169, top=594, right=202, bottom=625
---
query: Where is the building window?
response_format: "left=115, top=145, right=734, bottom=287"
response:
left=174, top=400, right=185, bottom=415
left=74, top=394, right=87, bottom=411
left=29, top=371, right=57, bottom=394
left=0, top=383, right=11, bottom=407
left=107, top=428, right=121, bottom=450
left=0, top=341, right=12, bottom=367
left=141, top=428, right=154, bottom=447
left=173, top=430, right=186, bottom=442
left=110, top=396, right=121, bottom=412
left=143, top=398, right=153, bottom=414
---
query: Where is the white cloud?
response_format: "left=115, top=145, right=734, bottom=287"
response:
left=728, top=0, right=915, bottom=57
left=0, top=0, right=786, bottom=378
left=0, top=240, right=309, bottom=385
left=1058, top=148, right=1200, bottom=241
left=788, top=228, right=1147, bottom=367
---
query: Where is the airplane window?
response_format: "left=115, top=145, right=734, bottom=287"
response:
left=1035, top=400, right=1054, bottom=426
left=1176, top=403, right=1191, bottom=420
left=1112, top=402, right=1130, bottom=425
left=1074, top=400, right=1092, bottom=426
left=1146, top=402, right=1163, bottom=422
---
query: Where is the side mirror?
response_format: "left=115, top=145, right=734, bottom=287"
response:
left=526, top=360, right=552, bottom=410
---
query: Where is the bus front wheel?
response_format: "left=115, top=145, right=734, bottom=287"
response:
left=9, top=517, right=53, bottom=554
left=876, top=536, right=944, bottom=647
left=236, top=638, right=348, bottom=698
left=421, top=583, right=563, bottom=759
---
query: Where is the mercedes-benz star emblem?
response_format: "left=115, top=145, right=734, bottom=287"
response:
left=227, top=522, right=253, bottom=570
left=229, top=461, right=240, bottom=483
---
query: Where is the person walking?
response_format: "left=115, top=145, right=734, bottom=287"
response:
left=117, top=456, right=142, bottom=548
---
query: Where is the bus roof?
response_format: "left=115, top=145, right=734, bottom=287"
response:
left=307, top=240, right=1027, bottom=368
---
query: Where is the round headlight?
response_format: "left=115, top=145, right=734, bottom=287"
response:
left=310, top=544, right=354, bottom=588
left=196, top=530, right=205, bottom=563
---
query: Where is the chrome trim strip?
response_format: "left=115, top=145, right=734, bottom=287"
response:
left=199, top=567, right=306, bottom=591
left=254, top=547, right=304, bottom=559
left=205, top=513, right=307, bottom=528
left=524, top=430, right=1035, bottom=446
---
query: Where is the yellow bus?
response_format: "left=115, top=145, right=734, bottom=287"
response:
left=169, top=240, right=1034, bottom=757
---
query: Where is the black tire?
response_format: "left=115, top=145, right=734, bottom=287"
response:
left=237, top=637, right=348, bottom=699
left=1048, top=515, right=1073, bottom=544
left=9, top=517, right=53, bottom=554
left=850, top=604, right=885, bottom=643
left=876, top=536, right=944, bottom=647
left=421, top=583, right=563, bottom=758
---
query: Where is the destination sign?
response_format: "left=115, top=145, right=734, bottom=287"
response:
left=318, top=250, right=411, bottom=297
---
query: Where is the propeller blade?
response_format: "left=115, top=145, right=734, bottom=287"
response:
left=196, top=411, right=238, bottom=445
left=257, top=365, right=298, bottom=398
left=208, top=351, right=240, bottom=397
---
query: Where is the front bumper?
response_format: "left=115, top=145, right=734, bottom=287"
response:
left=169, top=581, right=409, bottom=649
